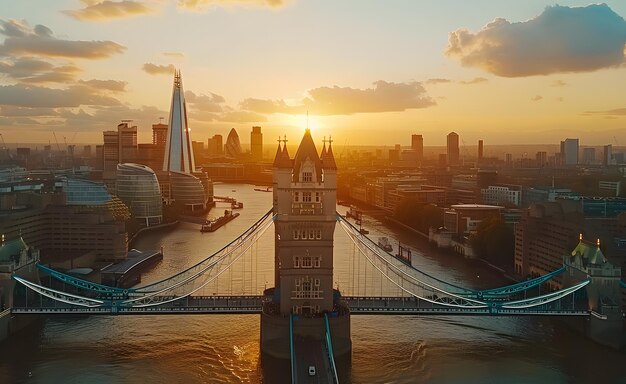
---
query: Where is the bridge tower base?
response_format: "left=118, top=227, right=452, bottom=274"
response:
left=260, top=289, right=351, bottom=359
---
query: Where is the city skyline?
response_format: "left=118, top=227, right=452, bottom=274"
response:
left=1, top=1, right=626, bottom=146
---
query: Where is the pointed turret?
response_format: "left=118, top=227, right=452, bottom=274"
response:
left=323, top=138, right=337, bottom=170
left=277, top=142, right=292, bottom=168
left=293, top=129, right=322, bottom=182
left=272, top=141, right=283, bottom=168
left=163, top=69, right=195, bottom=173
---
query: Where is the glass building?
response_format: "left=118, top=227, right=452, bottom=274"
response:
left=116, top=163, right=163, bottom=226
left=170, top=171, right=207, bottom=211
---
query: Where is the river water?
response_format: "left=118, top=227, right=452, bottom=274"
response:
left=1, top=183, right=624, bottom=383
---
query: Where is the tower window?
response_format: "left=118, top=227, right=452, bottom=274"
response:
left=294, top=192, right=299, bottom=202
left=302, top=192, right=312, bottom=202
left=302, top=172, right=312, bottom=182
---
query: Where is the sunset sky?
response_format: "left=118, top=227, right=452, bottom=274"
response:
left=1, top=1, right=626, bottom=147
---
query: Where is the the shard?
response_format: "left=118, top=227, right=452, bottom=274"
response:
left=163, top=70, right=195, bottom=173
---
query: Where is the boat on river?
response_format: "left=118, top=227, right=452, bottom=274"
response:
left=377, top=237, right=393, bottom=252
left=201, top=210, right=240, bottom=232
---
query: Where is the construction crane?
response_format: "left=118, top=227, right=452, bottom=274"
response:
left=52, top=132, right=61, bottom=151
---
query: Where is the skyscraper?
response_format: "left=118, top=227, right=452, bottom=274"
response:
left=604, top=144, right=613, bottom=166
left=163, top=70, right=195, bottom=173
left=225, top=128, right=242, bottom=158
left=411, top=134, right=423, bottom=162
left=561, top=138, right=579, bottom=165
left=102, top=122, right=137, bottom=172
left=207, top=134, right=223, bottom=155
left=251, top=126, right=263, bottom=160
left=478, top=139, right=483, bottom=160
left=152, top=122, right=168, bottom=146
left=447, top=132, right=459, bottom=165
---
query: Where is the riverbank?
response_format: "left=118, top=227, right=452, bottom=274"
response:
left=128, top=221, right=179, bottom=247
left=383, top=214, right=517, bottom=282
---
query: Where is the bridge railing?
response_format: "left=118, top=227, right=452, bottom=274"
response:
left=324, top=313, right=339, bottom=383
left=290, top=314, right=296, bottom=384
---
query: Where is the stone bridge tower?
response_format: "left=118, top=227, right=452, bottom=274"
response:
left=261, top=129, right=351, bottom=359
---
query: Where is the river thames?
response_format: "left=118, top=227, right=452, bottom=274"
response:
left=0, top=183, right=624, bottom=383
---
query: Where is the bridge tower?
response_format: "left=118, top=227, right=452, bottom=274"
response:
left=261, top=130, right=351, bottom=359
left=562, top=236, right=625, bottom=349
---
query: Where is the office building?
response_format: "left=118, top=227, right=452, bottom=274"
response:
left=411, top=134, right=423, bottom=162
left=478, top=140, right=483, bottom=160
left=447, top=132, right=459, bottom=165
left=207, top=135, right=223, bottom=156
left=603, top=144, right=613, bottom=166
left=560, top=138, right=579, bottom=165
left=225, top=128, right=242, bottom=158
left=251, top=126, right=263, bottom=160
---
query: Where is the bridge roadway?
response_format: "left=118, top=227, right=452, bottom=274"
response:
left=293, top=337, right=334, bottom=384
left=11, top=295, right=590, bottom=316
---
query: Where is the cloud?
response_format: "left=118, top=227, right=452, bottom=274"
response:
left=0, top=106, right=59, bottom=117
left=60, top=104, right=166, bottom=128
left=445, top=4, right=626, bottom=77
left=185, top=90, right=225, bottom=112
left=582, top=108, right=626, bottom=117
left=240, top=80, right=435, bottom=116
left=0, top=84, right=120, bottom=108
left=142, top=63, right=175, bottom=75
left=459, top=77, right=488, bottom=85
left=551, top=80, right=567, bottom=87
left=162, top=51, right=185, bottom=59
left=425, top=78, right=451, bottom=85
left=0, top=58, right=82, bottom=83
left=78, top=79, right=127, bottom=92
left=0, top=19, right=126, bottom=58
left=177, top=0, right=286, bottom=12
left=219, top=110, right=267, bottom=123
left=64, top=1, right=156, bottom=21
left=531, top=95, right=543, bottom=102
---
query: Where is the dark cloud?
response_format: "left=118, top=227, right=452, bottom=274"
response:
left=425, top=78, right=451, bottom=85
left=0, top=19, right=126, bottom=59
left=78, top=79, right=127, bottom=92
left=142, top=63, right=175, bottom=75
left=0, top=58, right=81, bottom=83
left=459, top=77, right=488, bottom=85
left=178, top=0, right=286, bottom=11
left=582, top=108, right=626, bottom=117
left=241, top=80, right=435, bottom=116
left=60, top=104, right=166, bottom=128
left=185, top=90, right=225, bottom=112
left=531, top=95, right=543, bottom=102
left=0, top=84, right=120, bottom=108
left=0, top=106, right=59, bottom=117
left=446, top=4, right=626, bottom=77
left=64, top=1, right=156, bottom=21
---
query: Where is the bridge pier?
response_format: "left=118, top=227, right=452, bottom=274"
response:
left=260, top=289, right=351, bottom=360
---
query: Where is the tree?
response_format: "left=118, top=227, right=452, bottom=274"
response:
left=470, top=216, right=515, bottom=270
left=393, top=198, right=443, bottom=234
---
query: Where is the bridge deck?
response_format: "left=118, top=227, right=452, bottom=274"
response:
left=293, top=337, right=334, bottom=384
left=11, top=295, right=589, bottom=316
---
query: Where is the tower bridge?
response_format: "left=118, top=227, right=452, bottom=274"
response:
left=2, top=129, right=625, bottom=383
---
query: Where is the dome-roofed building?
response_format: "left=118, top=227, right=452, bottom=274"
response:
left=116, top=163, right=163, bottom=226
left=225, top=128, right=242, bottom=158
